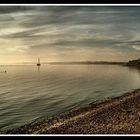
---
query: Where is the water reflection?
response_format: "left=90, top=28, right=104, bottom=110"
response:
left=127, top=66, right=140, bottom=74
left=37, top=66, right=40, bottom=73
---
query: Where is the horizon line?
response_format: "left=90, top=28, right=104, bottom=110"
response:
left=0, top=60, right=128, bottom=65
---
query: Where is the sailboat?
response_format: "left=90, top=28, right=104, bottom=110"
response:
left=37, top=58, right=41, bottom=66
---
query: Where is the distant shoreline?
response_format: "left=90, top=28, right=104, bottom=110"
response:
left=0, top=61, right=127, bottom=66
left=47, top=61, right=126, bottom=65
left=2, top=88, right=140, bottom=134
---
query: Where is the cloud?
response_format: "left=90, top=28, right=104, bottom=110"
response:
left=118, top=40, right=140, bottom=45
left=0, top=6, right=33, bottom=14
left=132, top=45, right=140, bottom=51
left=0, top=6, right=140, bottom=63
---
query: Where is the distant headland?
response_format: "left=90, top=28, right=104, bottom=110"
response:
left=47, top=59, right=140, bottom=68
left=126, top=58, right=140, bottom=67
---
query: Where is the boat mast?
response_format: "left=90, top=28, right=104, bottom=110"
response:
left=38, top=58, right=40, bottom=64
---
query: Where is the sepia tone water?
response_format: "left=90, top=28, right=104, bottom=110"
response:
left=0, top=64, right=140, bottom=131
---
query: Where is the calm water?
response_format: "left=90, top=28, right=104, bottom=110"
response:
left=0, top=64, right=140, bottom=130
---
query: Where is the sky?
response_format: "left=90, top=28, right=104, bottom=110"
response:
left=0, top=6, right=140, bottom=63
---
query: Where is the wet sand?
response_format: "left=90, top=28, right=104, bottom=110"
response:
left=2, top=89, right=140, bottom=134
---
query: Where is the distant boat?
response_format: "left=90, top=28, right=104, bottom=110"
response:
left=37, top=58, right=41, bottom=66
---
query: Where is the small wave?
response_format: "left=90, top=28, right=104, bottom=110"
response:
left=0, top=91, right=11, bottom=96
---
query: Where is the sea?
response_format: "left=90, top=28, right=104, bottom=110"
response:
left=0, top=64, right=140, bottom=130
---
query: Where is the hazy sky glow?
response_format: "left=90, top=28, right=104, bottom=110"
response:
left=0, top=6, right=140, bottom=63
